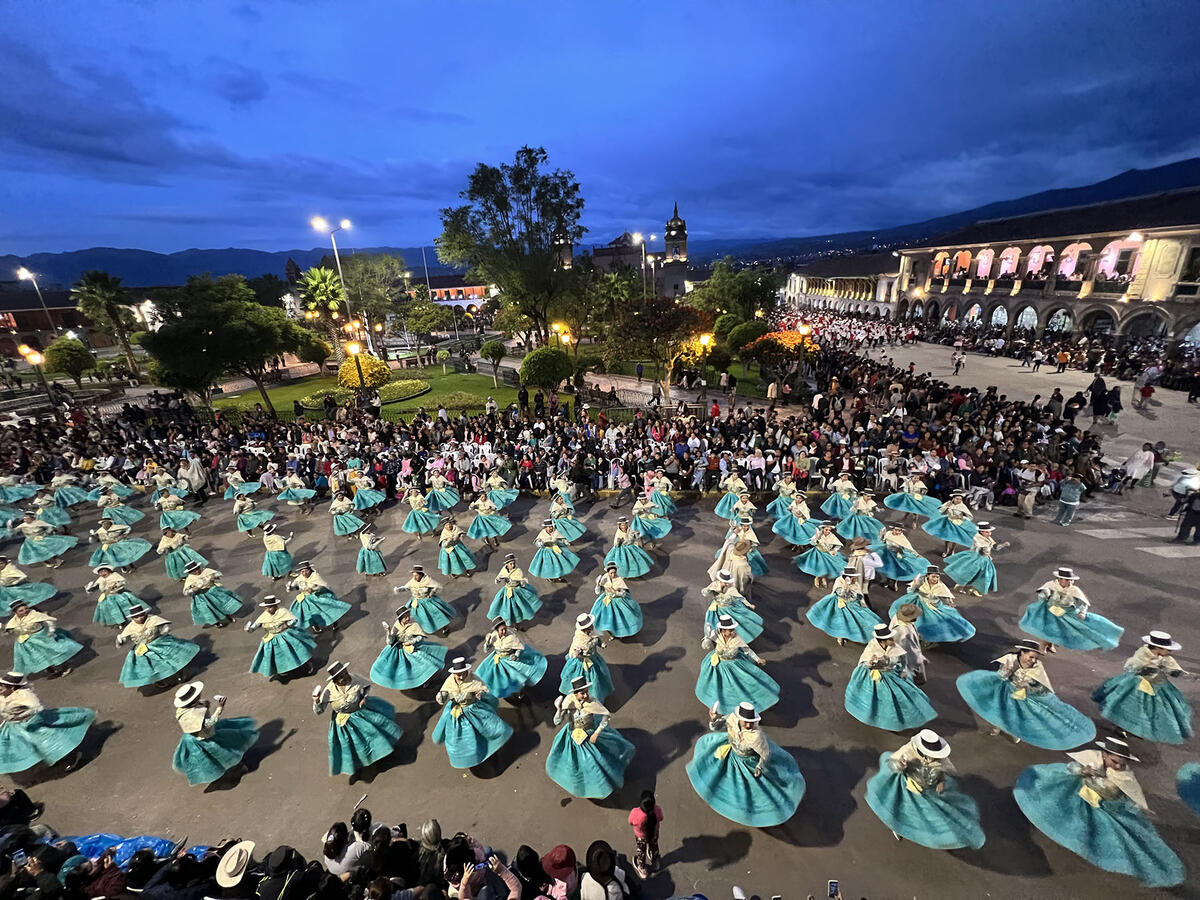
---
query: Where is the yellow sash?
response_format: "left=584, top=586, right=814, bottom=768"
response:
left=713, top=743, right=732, bottom=760
left=411, top=597, right=420, bottom=607
left=493, top=652, right=506, bottom=665
left=263, top=632, right=275, bottom=643
left=1010, top=687, right=1027, bottom=701
left=870, top=669, right=882, bottom=682
left=34, top=536, right=45, bottom=542
left=504, top=586, right=513, bottom=598
left=296, top=593, right=307, bottom=603
left=1078, top=785, right=1103, bottom=808
left=1048, top=605, right=1066, bottom=617
left=335, top=712, right=351, bottom=727
left=97, top=593, right=109, bottom=604
left=450, top=702, right=464, bottom=719
left=582, top=659, right=592, bottom=670
left=707, top=601, right=718, bottom=612
left=905, top=776, right=923, bottom=794
left=403, top=644, right=415, bottom=654
left=16, top=634, right=29, bottom=643
left=709, top=652, right=721, bottom=667
left=1137, top=677, right=1156, bottom=696
left=571, top=728, right=588, bottom=745
left=836, top=597, right=847, bottom=609
left=134, top=641, right=149, bottom=656
left=101, top=543, right=113, bottom=550
left=552, top=546, right=563, bottom=554
left=602, top=594, right=612, bottom=606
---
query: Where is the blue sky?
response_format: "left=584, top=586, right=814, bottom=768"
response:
left=3, top=0, right=1199, bottom=254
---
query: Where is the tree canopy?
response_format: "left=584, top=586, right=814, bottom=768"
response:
left=479, top=340, right=506, bottom=387
left=71, top=271, right=141, bottom=373
left=297, top=266, right=348, bottom=359
left=43, top=337, right=95, bottom=386
left=688, top=258, right=782, bottom=321
left=340, top=252, right=407, bottom=342
left=519, top=347, right=572, bottom=389
left=338, top=353, right=390, bottom=393
left=606, top=295, right=710, bottom=401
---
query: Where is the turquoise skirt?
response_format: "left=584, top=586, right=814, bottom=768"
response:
left=370, top=640, right=449, bottom=690
left=90, top=538, right=152, bottom=569
left=714, top=492, right=740, bottom=518
left=837, top=513, right=883, bottom=540
left=545, top=723, right=635, bottom=798
left=54, top=485, right=91, bottom=508
left=806, top=593, right=883, bottom=643
left=650, top=489, right=677, bottom=515
left=13, top=629, right=82, bottom=673
left=432, top=694, right=513, bottom=768
left=438, top=543, right=476, bottom=576
left=19, top=534, right=77, bottom=565
left=696, top=654, right=780, bottom=715
left=423, top=486, right=459, bottom=512
left=278, top=487, right=315, bottom=504
left=102, top=505, right=145, bottom=525
left=401, top=508, right=440, bottom=535
left=190, top=586, right=243, bottom=626
left=603, top=544, right=651, bottom=578
left=686, top=731, right=805, bottom=827
left=869, top=542, right=931, bottom=582
left=957, top=669, right=1096, bottom=750
left=820, top=492, right=853, bottom=520
left=766, top=494, right=793, bottom=519
left=333, top=511, right=366, bottom=536
left=475, top=647, right=548, bottom=698
left=746, top=547, right=769, bottom=576
left=794, top=546, right=847, bottom=579
left=467, top=513, right=511, bottom=540
left=120, top=635, right=200, bottom=686
left=356, top=548, right=387, bottom=575
left=37, top=508, right=71, bottom=528
left=531, top=544, right=582, bottom=579
left=487, top=584, right=542, bottom=624
left=704, top=601, right=764, bottom=643
left=224, top=482, right=260, bottom=499
left=236, top=510, right=274, bottom=533
left=159, top=510, right=201, bottom=531
left=942, top=550, right=998, bottom=594
left=326, top=696, right=402, bottom=775
left=844, top=667, right=936, bottom=732
left=164, top=545, right=207, bottom=580
left=883, top=492, right=941, bottom=517
left=407, top=595, right=455, bottom=633
left=921, top=515, right=978, bottom=547
left=887, top=594, right=976, bottom=644
left=1014, top=764, right=1185, bottom=888
left=249, top=629, right=315, bottom=678
left=1178, top=762, right=1200, bottom=817
left=0, top=581, right=57, bottom=615
left=1018, top=600, right=1123, bottom=650
left=290, top=589, right=350, bottom=629
left=0, top=707, right=96, bottom=773
left=95, top=591, right=143, bottom=626
left=559, top=654, right=613, bottom=703
left=590, top=593, right=642, bottom=638
left=865, top=752, right=985, bottom=849
left=551, top=516, right=586, bottom=542
left=172, top=717, right=259, bottom=785
left=772, top=515, right=817, bottom=545
left=632, top=515, right=671, bottom=540
left=1092, top=673, right=1193, bottom=744
left=487, top=488, right=519, bottom=509
left=353, top=487, right=386, bottom=510
left=0, top=485, right=37, bottom=503
left=87, top=483, right=133, bottom=500
left=261, top=549, right=294, bottom=578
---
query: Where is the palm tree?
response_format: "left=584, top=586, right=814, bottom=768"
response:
left=71, top=271, right=140, bottom=373
left=297, top=266, right=348, bottom=361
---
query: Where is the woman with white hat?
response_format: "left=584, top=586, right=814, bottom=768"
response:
left=713, top=469, right=748, bottom=520
left=648, top=468, right=676, bottom=516
left=431, top=656, right=513, bottom=768
left=836, top=490, right=884, bottom=541
left=0, top=556, right=56, bottom=615
left=285, top=561, right=350, bottom=632
left=545, top=676, right=635, bottom=798
left=956, top=638, right=1095, bottom=749
left=0, top=671, right=93, bottom=775
left=4, top=601, right=82, bottom=679
left=276, top=471, right=315, bottom=515
left=794, top=522, right=847, bottom=589
left=155, top=526, right=207, bottom=582
left=560, top=613, right=612, bottom=703
left=766, top=471, right=798, bottom=521
left=171, top=681, right=259, bottom=785
left=244, top=596, right=316, bottom=681
left=771, top=492, right=817, bottom=550
left=886, top=565, right=976, bottom=644
left=97, top=486, right=145, bottom=527
left=233, top=493, right=274, bottom=536
left=806, top=566, right=883, bottom=646
left=590, top=564, right=642, bottom=639
left=7, top=511, right=76, bottom=568
left=153, top=488, right=200, bottom=533
left=845, top=623, right=936, bottom=732
left=467, top=493, right=512, bottom=549
left=86, top=564, right=148, bottom=627
left=400, top=486, right=440, bottom=538
left=88, top=519, right=152, bottom=571
left=549, top=492, right=587, bottom=542
left=31, top=489, right=71, bottom=532
left=864, top=729, right=984, bottom=849
left=423, top=470, right=460, bottom=513
left=942, top=522, right=1006, bottom=596
left=920, top=491, right=978, bottom=558
left=697, top=616, right=780, bottom=715
left=475, top=618, right=547, bottom=700
left=883, top=473, right=942, bottom=524
left=685, top=701, right=805, bottom=828
left=533, top=519, right=582, bottom=581
left=369, top=606, right=448, bottom=691
left=259, top=524, right=294, bottom=581
left=819, top=472, right=858, bottom=521
left=355, top=523, right=388, bottom=576
left=630, top=490, right=672, bottom=543
left=1014, top=737, right=1184, bottom=888
left=222, top=465, right=260, bottom=500
left=312, top=661, right=403, bottom=778
left=436, top=516, right=476, bottom=578
left=394, top=565, right=456, bottom=634
left=116, top=605, right=200, bottom=687
left=701, top=569, right=763, bottom=643
left=327, top=491, right=365, bottom=538
left=349, top=470, right=386, bottom=512
left=1019, top=566, right=1123, bottom=651
left=483, top=470, right=518, bottom=510
left=1092, top=630, right=1194, bottom=744
left=488, top=554, right=542, bottom=625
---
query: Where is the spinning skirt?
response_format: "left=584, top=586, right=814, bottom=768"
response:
left=772, top=515, right=817, bottom=546
left=164, top=545, right=207, bottom=580
left=865, top=752, right=985, bottom=849
left=190, top=586, right=243, bottom=626
left=423, top=487, right=459, bottom=512
left=530, top=544, right=582, bottom=579
left=401, top=508, right=440, bottom=535
left=326, top=696, right=403, bottom=775
left=13, top=629, right=82, bottom=674
left=248, top=629, right=315, bottom=678
left=172, top=717, right=259, bottom=785
left=407, top=595, right=456, bottom=634
left=559, top=654, right=613, bottom=703
left=486, top=584, right=542, bottom=624
left=836, top=513, right=883, bottom=541
left=353, top=488, right=387, bottom=510
left=19, top=535, right=77, bottom=565
left=603, top=544, right=651, bottom=579
left=0, top=582, right=56, bottom=616
left=89, top=539, right=152, bottom=569
left=475, top=647, right=548, bottom=698
left=844, top=667, right=936, bottom=732
left=1018, top=601, right=1123, bottom=651
left=53, top=485, right=91, bottom=508
left=957, top=669, right=1095, bottom=750
left=794, top=547, right=847, bottom=579
left=695, top=653, right=780, bottom=715
left=551, top=516, right=586, bottom=542
left=370, top=640, right=448, bottom=691
left=819, top=492, right=853, bottom=520
left=487, top=488, right=519, bottom=509
left=887, top=595, right=976, bottom=644
left=632, top=515, right=671, bottom=540
left=704, top=601, right=764, bottom=644
left=590, top=592, right=643, bottom=639
left=95, top=591, right=143, bottom=626
left=159, top=510, right=200, bottom=531
left=686, top=732, right=805, bottom=827
left=432, top=695, right=513, bottom=768
left=260, top=549, right=294, bottom=578
left=1092, top=673, right=1193, bottom=744
left=467, top=513, right=511, bottom=540
left=883, top=492, right=941, bottom=517
left=651, top=489, right=677, bottom=515
left=806, top=593, right=882, bottom=644
left=237, top=510, right=274, bottom=532
left=356, top=548, right=387, bottom=575
left=0, top=707, right=95, bottom=774
left=120, top=635, right=200, bottom=686
left=545, top=724, right=635, bottom=798
left=714, top=492, right=740, bottom=519
left=921, top=515, right=978, bottom=547
left=290, top=589, right=350, bottom=630
left=333, top=512, right=366, bottom=536
left=438, top=543, right=477, bottom=576
left=942, top=551, right=998, bottom=594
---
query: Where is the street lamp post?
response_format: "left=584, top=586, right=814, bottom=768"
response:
left=631, top=233, right=657, bottom=299
left=699, top=333, right=712, bottom=405
left=310, top=216, right=353, bottom=318
left=16, top=267, right=56, bottom=334
left=18, top=345, right=61, bottom=422
left=345, top=341, right=366, bottom=403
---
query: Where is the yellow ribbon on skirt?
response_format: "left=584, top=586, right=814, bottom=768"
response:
left=709, top=653, right=721, bottom=667
left=707, top=601, right=718, bottom=612
left=403, top=644, right=415, bottom=654
left=1048, top=605, right=1066, bottom=617
left=451, top=702, right=464, bottom=719
left=1010, top=687, right=1027, bottom=701
left=905, top=777, right=924, bottom=794
left=296, top=593, right=307, bottom=603
left=97, top=593, right=108, bottom=604
left=335, top=712, right=351, bottom=727
left=571, top=728, right=588, bottom=745
left=134, top=642, right=149, bottom=656
left=1078, top=785, right=1103, bottom=808
left=713, top=743, right=732, bottom=760
left=869, top=669, right=882, bottom=682
left=602, top=594, right=612, bottom=606
left=16, top=634, right=29, bottom=643
left=1137, top=677, right=1156, bottom=696
left=504, top=586, right=513, bottom=598
left=263, top=632, right=275, bottom=643
left=552, top=546, right=563, bottom=554
left=836, top=597, right=847, bottom=608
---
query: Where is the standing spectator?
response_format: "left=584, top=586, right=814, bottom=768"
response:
left=1121, top=443, right=1155, bottom=492
left=634, top=363, right=643, bottom=384
left=540, top=846, right=579, bottom=900
left=1166, top=467, right=1200, bottom=518
left=1055, top=348, right=1070, bottom=373
left=1173, top=490, right=1200, bottom=545
left=580, top=841, right=631, bottom=900
left=1055, top=474, right=1084, bottom=527
left=627, top=790, right=662, bottom=879
left=518, top=384, right=530, bottom=418
left=766, top=380, right=778, bottom=410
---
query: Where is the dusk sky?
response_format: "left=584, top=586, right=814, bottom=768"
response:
left=4, top=0, right=1200, bottom=255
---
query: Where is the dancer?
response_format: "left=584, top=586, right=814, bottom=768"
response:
left=328, top=491, right=365, bottom=538
left=432, top=657, right=513, bottom=768
left=475, top=618, right=547, bottom=700
left=766, top=471, right=798, bottom=520
left=844, top=623, right=936, bottom=732
left=819, top=472, right=857, bottom=520
left=864, top=729, right=984, bottom=849
left=349, top=471, right=386, bottom=512
left=713, top=470, right=747, bottom=519
left=806, top=566, right=883, bottom=646
left=561, top=613, right=613, bottom=703
left=394, top=565, right=456, bottom=634
left=31, top=490, right=71, bottom=532
left=686, top=702, right=805, bottom=828
left=794, top=521, right=846, bottom=588
left=97, top=488, right=145, bottom=526
left=286, top=561, right=351, bottom=633
left=1014, top=737, right=1184, bottom=888
left=259, top=524, right=294, bottom=581
left=154, top=489, right=200, bottom=532
left=86, top=564, right=147, bottom=627
left=156, top=527, right=207, bottom=581
left=467, top=493, right=511, bottom=549
left=9, top=512, right=76, bottom=568
left=942, top=523, right=1005, bottom=596
left=369, top=607, right=448, bottom=691
left=697, top=616, right=780, bottom=714
left=4, top=602, right=81, bottom=678
left=836, top=490, right=883, bottom=540
left=648, top=468, right=677, bottom=516
left=222, top=466, right=259, bottom=499
left=312, top=661, right=403, bottom=778
left=117, top=605, right=200, bottom=688
left=245, top=596, right=316, bottom=681
left=233, top=494, right=273, bottom=536
left=957, top=638, right=1096, bottom=749
left=545, top=676, right=635, bottom=798
left=887, top=565, right=976, bottom=645
left=89, top=520, right=152, bottom=571
left=0, top=556, right=57, bottom=615
left=355, top=524, right=388, bottom=576
left=718, top=518, right=768, bottom=576
left=1019, top=566, right=1123, bottom=651
left=171, top=682, right=259, bottom=786
left=532, top=519, right=582, bottom=581
left=424, top=471, right=460, bottom=512
left=0, top=671, right=92, bottom=775
left=701, top=569, right=763, bottom=643
left=883, top=473, right=941, bottom=525
left=550, top=492, right=587, bottom=542
left=277, top=472, right=315, bottom=515
left=1092, top=630, right=1194, bottom=744
left=771, top=493, right=816, bottom=550
left=921, top=491, right=978, bottom=557
left=401, top=487, right=439, bottom=538
left=181, top=560, right=242, bottom=629
left=484, top=471, right=519, bottom=510
left=870, top=523, right=929, bottom=590
left=437, top=516, right=476, bottom=578
left=50, top=471, right=90, bottom=509
left=488, top=554, right=542, bottom=625
left=631, top=491, right=672, bottom=545
left=591, top=563, right=642, bottom=639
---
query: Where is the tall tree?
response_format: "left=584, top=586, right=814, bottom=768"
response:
left=340, top=253, right=407, bottom=351
left=688, top=258, right=782, bottom=321
left=43, top=337, right=95, bottom=387
left=297, top=266, right=349, bottom=360
left=437, top=146, right=585, bottom=343
left=71, top=271, right=140, bottom=373
left=606, top=296, right=710, bottom=402
left=247, top=273, right=288, bottom=307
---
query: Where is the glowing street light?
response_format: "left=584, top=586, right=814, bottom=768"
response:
left=17, top=343, right=59, bottom=421
left=698, top=332, right=713, bottom=404
left=310, top=215, right=353, bottom=319
left=16, top=267, right=56, bottom=332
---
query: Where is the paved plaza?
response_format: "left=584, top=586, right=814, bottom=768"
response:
left=15, top=355, right=1200, bottom=900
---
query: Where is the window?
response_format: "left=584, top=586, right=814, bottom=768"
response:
left=1180, top=247, right=1200, bottom=283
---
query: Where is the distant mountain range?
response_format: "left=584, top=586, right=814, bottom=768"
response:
left=6, top=157, right=1200, bottom=286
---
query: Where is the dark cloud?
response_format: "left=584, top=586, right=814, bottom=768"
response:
left=210, top=63, right=269, bottom=106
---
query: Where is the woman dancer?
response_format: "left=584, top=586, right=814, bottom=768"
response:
left=312, top=661, right=403, bottom=778
left=370, top=607, right=448, bottom=691
left=0, top=556, right=56, bottom=615
left=437, top=516, right=476, bottom=578
left=259, top=524, right=294, bottom=581
left=806, top=565, right=883, bottom=646
left=171, top=682, right=259, bottom=786
left=844, top=623, right=936, bottom=732
left=545, top=676, right=635, bottom=798
left=921, top=491, right=978, bottom=558
left=233, top=494, right=273, bottom=537
left=701, top=569, right=763, bottom=643
left=181, top=560, right=242, bottom=628
left=794, top=522, right=846, bottom=589
left=0, top=672, right=93, bottom=776
left=475, top=618, right=547, bottom=700
left=696, top=616, right=780, bottom=715
left=591, top=563, right=642, bottom=639
left=942, top=522, right=1005, bottom=596
left=286, top=561, right=351, bottom=632
left=887, top=565, right=976, bottom=645
left=1019, top=566, right=1123, bottom=651
left=156, top=527, right=207, bottom=581
left=86, top=564, right=148, bottom=627
left=394, top=565, right=456, bottom=635
left=328, top=491, right=365, bottom=539
left=488, top=554, right=542, bottom=625
left=561, top=613, right=613, bottom=703
left=467, top=494, right=511, bottom=550
left=4, top=602, right=81, bottom=679
left=432, top=657, right=513, bottom=768
left=244, top=596, right=316, bottom=681
left=356, top=524, right=388, bottom=577
left=532, top=519, right=582, bottom=581
left=1092, top=630, right=1194, bottom=744
left=117, top=605, right=200, bottom=688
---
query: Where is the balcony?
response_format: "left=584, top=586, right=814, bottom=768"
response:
left=1092, top=278, right=1132, bottom=295
left=1021, top=278, right=1046, bottom=291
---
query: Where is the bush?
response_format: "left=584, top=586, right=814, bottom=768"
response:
left=43, top=337, right=96, bottom=386
left=705, top=345, right=733, bottom=373
left=378, top=379, right=429, bottom=402
left=299, top=387, right=353, bottom=406
left=519, top=347, right=572, bottom=388
left=727, top=320, right=770, bottom=352
left=713, top=312, right=743, bottom=338
left=338, top=354, right=390, bottom=392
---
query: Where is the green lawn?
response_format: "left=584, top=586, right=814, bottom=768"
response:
left=214, top=366, right=518, bottom=421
